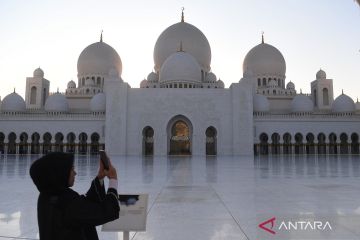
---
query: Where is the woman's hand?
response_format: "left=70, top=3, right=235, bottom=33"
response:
left=105, top=161, right=117, bottom=180
left=97, top=158, right=106, bottom=180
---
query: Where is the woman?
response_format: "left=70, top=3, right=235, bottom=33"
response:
left=30, top=152, right=119, bottom=240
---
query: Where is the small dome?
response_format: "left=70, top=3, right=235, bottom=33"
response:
left=286, top=81, right=295, bottom=90
left=291, top=94, right=313, bottom=112
left=90, top=92, right=106, bottom=112
left=316, top=69, right=326, bottom=80
left=1, top=92, right=26, bottom=112
left=147, top=72, right=159, bottom=82
left=253, top=94, right=269, bottom=112
left=206, top=72, right=217, bottom=82
left=85, top=78, right=95, bottom=86
left=332, top=94, right=355, bottom=113
left=159, top=51, right=201, bottom=83
left=217, top=79, right=225, bottom=88
left=268, top=79, right=278, bottom=88
left=140, top=79, right=148, bottom=88
left=77, top=41, right=122, bottom=77
left=44, top=93, right=69, bottom=112
left=34, top=67, right=44, bottom=78
left=154, top=21, right=211, bottom=72
left=356, top=99, right=360, bottom=111
left=243, top=42, right=286, bottom=78
left=67, top=80, right=76, bottom=89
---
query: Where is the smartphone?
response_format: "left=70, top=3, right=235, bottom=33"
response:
left=99, top=150, right=110, bottom=170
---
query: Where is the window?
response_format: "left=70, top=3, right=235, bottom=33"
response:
left=323, top=88, right=329, bottom=105
left=263, top=78, right=266, bottom=86
left=30, top=86, right=37, bottom=104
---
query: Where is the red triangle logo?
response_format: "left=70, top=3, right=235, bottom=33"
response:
left=258, top=217, right=276, bottom=235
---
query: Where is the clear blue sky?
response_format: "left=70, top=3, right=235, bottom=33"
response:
left=0, top=0, right=359, bottom=101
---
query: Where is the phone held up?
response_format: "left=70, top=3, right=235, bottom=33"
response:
left=99, top=150, right=110, bottom=170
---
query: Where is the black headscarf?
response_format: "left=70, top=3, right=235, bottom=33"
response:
left=30, top=152, right=74, bottom=195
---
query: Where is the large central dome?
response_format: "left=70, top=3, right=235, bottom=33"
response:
left=77, top=41, right=122, bottom=77
left=243, top=41, right=286, bottom=78
left=154, top=19, right=211, bottom=73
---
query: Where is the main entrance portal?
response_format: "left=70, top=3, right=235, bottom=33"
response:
left=169, top=120, right=191, bottom=155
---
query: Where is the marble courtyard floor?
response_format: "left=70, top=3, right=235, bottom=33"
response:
left=0, top=154, right=359, bottom=240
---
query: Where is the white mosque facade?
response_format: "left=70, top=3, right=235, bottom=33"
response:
left=1, top=13, right=360, bottom=156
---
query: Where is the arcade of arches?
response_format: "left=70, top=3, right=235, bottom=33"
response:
left=255, top=132, right=360, bottom=155
left=0, top=132, right=103, bottom=155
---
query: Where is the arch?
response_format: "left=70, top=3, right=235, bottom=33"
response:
left=351, top=133, right=359, bottom=154
left=167, top=115, right=192, bottom=155
left=340, top=133, right=348, bottom=154
left=43, top=132, right=52, bottom=154
left=79, top=132, right=88, bottom=154
left=90, top=132, right=100, bottom=154
left=66, top=132, right=76, bottom=153
left=283, top=132, right=292, bottom=154
left=317, top=133, right=326, bottom=155
left=19, top=132, right=28, bottom=154
left=0, top=132, right=5, bottom=154
left=323, top=88, right=329, bottom=106
left=259, top=133, right=268, bottom=155
left=54, top=132, right=64, bottom=152
left=31, top=132, right=40, bottom=154
left=271, top=133, right=280, bottom=154
left=206, top=126, right=217, bottom=155
left=142, top=126, right=154, bottom=156
left=30, top=86, right=37, bottom=104
left=328, top=133, right=337, bottom=154
left=7, top=132, right=17, bottom=154
left=294, top=133, right=304, bottom=154
left=305, top=133, right=315, bottom=154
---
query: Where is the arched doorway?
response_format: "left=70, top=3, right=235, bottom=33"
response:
left=8, top=132, right=17, bottom=154
left=306, top=133, right=315, bottom=154
left=31, top=133, right=40, bottom=154
left=142, top=126, right=154, bottom=156
left=259, top=133, right=268, bottom=155
left=79, top=132, right=88, bottom=154
left=66, top=133, right=76, bottom=153
left=283, top=133, right=292, bottom=154
left=19, top=132, right=28, bottom=154
left=43, top=132, right=52, bottom=154
left=0, top=133, right=5, bottom=154
left=271, top=133, right=280, bottom=154
left=90, top=132, right=100, bottom=154
left=168, top=116, right=192, bottom=155
left=340, top=133, right=348, bottom=154
left=55, top=132, right=64, bottom=152
left=206, top=126, right=217, bottom=155
left=318, top=133, right=326, bottom=155
left=294, top=133, right=303, bottom=154
left=329, top=133, right=337, bottom=154
left=351, top=133, right=359, bottom=154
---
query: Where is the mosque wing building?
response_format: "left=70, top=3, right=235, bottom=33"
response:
left=0, top=12, right=359, bottom=156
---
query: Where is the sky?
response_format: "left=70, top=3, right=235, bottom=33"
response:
left=0, top=0, right=359, bottom=101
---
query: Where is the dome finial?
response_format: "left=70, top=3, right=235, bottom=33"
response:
left=13, top=88, right=15, bottom=93
left=57, top=87, right=59, bottom=93
left=342, top=89, right=344, bottom=95
left=181, top=7, right=185, bottom=22
left=100, top=30, right=103, bottom=42
left=261, top=31, right=264, bottom=44
left=300, top=88, right=302, bottom=94
left=357, top=97, right=359, bottom=103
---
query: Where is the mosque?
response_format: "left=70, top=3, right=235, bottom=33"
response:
left=0, top=11, right=359, bottom=156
